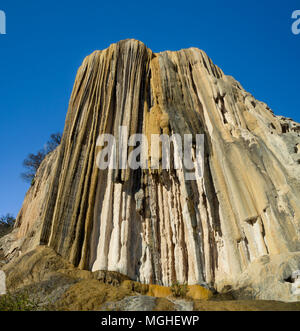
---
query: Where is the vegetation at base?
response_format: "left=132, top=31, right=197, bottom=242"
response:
left=0, top=292, right=41, bottom=311
left=171, top=282, right=188, bottom=298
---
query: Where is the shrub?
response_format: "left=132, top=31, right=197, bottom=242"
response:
left=0, top=292, right=40, bottom=311
left=21, top=132, right=62, bottom=183
left=171, top=282, right=188, bottom=298
left=0, top=214, right=15, bottom=238
left=0, top=214, right=15, bottom=227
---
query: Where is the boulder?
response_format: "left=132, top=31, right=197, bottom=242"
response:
left=228, top=253, right=300, bottom=302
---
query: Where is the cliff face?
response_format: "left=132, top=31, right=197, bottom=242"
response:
left=4, top=40, right=300, bottom=297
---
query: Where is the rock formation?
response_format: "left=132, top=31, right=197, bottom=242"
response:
left=1, top=39, right=300, bottom=301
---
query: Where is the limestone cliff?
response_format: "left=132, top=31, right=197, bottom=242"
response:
left=2, top=39, right=300, bottom=300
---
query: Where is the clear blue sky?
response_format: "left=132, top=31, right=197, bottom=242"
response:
left=0, top=0, right=299, bottom=217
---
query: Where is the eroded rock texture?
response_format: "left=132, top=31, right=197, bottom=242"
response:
left=3, top=40, right=300, bottom=296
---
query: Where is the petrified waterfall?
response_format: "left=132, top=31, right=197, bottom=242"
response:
left=12, top=39, right=300, bottom=289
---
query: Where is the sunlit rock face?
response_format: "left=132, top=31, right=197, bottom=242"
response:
left=5, top=39, right=300, bottom=292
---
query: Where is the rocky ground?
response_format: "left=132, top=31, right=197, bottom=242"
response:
left=1, top=246, right=300, bottom=311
